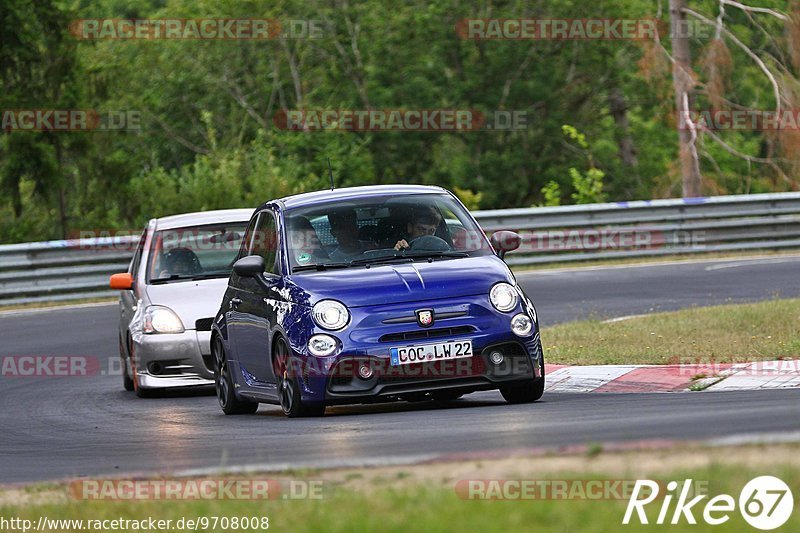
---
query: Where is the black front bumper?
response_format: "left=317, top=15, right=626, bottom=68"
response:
left=320, top=340, right=542, bottom=404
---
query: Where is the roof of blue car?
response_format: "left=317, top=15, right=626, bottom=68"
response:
left=272, top=184, right=449, bottom=210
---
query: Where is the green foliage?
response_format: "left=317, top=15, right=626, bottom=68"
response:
left=453, top=187, right=482, bottom=210
left=570, top=167, right=607, bottom=205
left=540, top=181, right=562, bottom=207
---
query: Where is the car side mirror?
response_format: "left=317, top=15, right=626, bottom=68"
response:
left=490, top=231, right=521, bottom=260
left=233, top=255, right=265, bottom=277
left=109, top=273, right=133, bottom=290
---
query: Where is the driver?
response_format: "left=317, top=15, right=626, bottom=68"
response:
left=328, top=208, right=366, bottom=260
left=394, top=206, right=443, bottom=251
left=158, top=247, right=202, bottom=278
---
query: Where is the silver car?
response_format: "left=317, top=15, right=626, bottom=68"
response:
left=110, top=209, right=253, bottom=397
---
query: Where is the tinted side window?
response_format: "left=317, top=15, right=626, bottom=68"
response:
left=129, top=227, right=148, bottom=278
left=251, top=211, right=279, bottom=275
left=238, top=214, right=260, bottom=261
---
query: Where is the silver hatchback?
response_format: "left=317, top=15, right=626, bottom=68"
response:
left=110, top=209, right=252, bottom=397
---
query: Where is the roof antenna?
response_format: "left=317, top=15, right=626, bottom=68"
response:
left=327, top=158, right=335, bottom=191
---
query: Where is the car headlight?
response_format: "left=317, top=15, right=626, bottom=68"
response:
left=511, top=313, right=533, bottom=336
left=308, top=334, right=338, bottom=357
left=143, top=305, right=185, bottom=334
left=490, top=282, right=518, bottom=312
left=312, top=300, right=350, bottom=330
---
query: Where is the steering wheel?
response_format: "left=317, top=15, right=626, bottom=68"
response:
left=408, top=235, right=451, bottom=252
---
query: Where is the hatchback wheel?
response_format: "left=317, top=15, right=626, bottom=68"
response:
left=500, top=354, right=545, bottom=404
left=274, top=337, right=325, bottom=418
left=120, top=336, right=134, bottom=392
left=214, top=337, right=258, bottom=415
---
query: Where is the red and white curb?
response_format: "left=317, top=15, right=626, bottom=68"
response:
left=544, top=360, right=800, bottom=393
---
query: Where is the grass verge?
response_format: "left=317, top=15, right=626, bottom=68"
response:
left=2, top=443, right=798, bottom=532
left=542, top=298, right=800, bottom=365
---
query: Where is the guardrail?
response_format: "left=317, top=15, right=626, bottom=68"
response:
left=2, top=191, right=799, bottom=306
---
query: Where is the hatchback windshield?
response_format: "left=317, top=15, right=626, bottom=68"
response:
left=147, top=222, right=248, bottom=283
left=285, top=193, right=492, bottom=272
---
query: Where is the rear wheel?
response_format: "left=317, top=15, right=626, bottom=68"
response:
left=214, top=336, right=258, bottom=415
left=274, top=337, right=325, bottom=418
left=501, top=354, right=545, bottom=404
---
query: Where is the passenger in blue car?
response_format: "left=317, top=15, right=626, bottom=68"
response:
left=328, top=208, right=368, bottom=261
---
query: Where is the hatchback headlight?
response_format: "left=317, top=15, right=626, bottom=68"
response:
left=312, top=300, right=350, bottom=330
left=308, top=334, right=338, bottom=357
left=511, top=313, right=533, bottom=337
left=143, top=305, right=185, bottom=334
left=490, top=282, right=518, bottom=312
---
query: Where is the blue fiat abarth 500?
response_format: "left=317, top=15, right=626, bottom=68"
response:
left=211, top=185, right=544, bottom=417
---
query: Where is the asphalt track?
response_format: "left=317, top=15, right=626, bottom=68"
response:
left=1, top=255, right=799, bottom=484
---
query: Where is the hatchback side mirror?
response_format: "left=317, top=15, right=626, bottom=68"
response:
left=109, top=273, right=133, bottom=290
left=233, top=255, right=265, bottom=277
left=490, top=231, right=521, bottom=260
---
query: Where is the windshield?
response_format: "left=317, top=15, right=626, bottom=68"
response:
left=285, top=193, right=492, bottom=272
left=146, top=222, right=248, bottom=283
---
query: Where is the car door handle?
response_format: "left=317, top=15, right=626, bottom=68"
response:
left=229, top=297, right=242, bottom=309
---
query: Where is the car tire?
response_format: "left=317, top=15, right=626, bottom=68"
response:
left=120, top=336, right=134, bottom=392
left=214, top=336, right=259, bottom=415
left=274, top=337, right=325, bottom=418
left=135, top=386, right=158, bottom=399
left=128, top=336, right=160, bottom=398
left=500, top=354, right=545, bottom=404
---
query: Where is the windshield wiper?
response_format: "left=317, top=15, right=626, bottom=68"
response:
left=190, top=272, right=229, bottom=280
left=399, top=251, right=469, bottom=259
left=350, top=251, right=468, bottom=266
left=149, top=272, right=229, bottom=284
left=291, top=262, right=352, bottom=273
left=149, top=275, right=192, bottom=284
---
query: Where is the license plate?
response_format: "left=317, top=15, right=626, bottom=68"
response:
left=390, top=340, right=473, bottom=366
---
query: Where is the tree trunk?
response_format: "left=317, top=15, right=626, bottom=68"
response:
left=670, top=0, right=702, bottom=197
left=608, top=87, right=640, bottom=196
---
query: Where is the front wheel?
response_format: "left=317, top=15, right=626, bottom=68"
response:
left=120, top=336, right=134, bottom=392
left=214, top=337, right=259, bottom=415
left=274, top=337, right=325, bottom=418
left=501, top=354, right=545, bottom=404
left=500, top=378, right=544, bottom=404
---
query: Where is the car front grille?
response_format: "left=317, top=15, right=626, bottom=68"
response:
left=379, top=325, right=475, bottom=343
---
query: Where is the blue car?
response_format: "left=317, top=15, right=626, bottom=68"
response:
left=211, top=185, right=544, bottom=417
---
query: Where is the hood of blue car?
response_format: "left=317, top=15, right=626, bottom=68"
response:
left=291, top=255, right=515, bottom=308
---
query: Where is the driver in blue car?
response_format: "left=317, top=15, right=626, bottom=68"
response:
left=394, top=206, right=443, bottom=251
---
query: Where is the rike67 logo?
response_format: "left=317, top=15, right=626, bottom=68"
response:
left=623, top=476, right=794, bottom=530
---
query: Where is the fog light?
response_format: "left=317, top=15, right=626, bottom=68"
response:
left=358, top=363, right=374, bottom=379
left=489, top=351, right=504, bottom=365
left=511, top=313, right=533, bottom=337
left=308, top=334, right=338, bottom=357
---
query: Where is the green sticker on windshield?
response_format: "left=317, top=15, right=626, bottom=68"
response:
left=297, top=253, right=311, bottom=263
